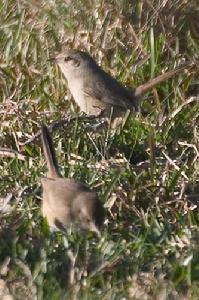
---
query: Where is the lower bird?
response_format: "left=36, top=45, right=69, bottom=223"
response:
left=40, top=125, right=105, bottom=236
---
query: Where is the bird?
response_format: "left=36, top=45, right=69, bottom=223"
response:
left=40, top=125, right=105, bottom=236
left=52, top=49, right=192, bottom=128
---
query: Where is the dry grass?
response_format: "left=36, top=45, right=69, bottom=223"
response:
left=0, top=0, right=199, bottom=299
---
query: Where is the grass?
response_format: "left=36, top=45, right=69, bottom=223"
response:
left=0, top=0, right=199, bottom=299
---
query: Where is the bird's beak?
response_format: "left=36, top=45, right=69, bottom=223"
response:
left=48, top=53, right=66, bottom=63
left=47, top=56, right=57, bottom=62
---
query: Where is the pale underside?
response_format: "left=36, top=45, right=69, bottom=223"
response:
left=68, top=79, right=107, bottom=116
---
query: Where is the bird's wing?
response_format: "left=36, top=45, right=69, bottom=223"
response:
left=83, top=70, right=137, bottom=110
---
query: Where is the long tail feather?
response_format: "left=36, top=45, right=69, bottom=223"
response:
left=41, top=125, right=60, bottom=178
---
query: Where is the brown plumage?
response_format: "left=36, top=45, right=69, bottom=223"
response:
left=53, top=49, right=193, bottom=128
left=40, top=125, right=105, bottom=236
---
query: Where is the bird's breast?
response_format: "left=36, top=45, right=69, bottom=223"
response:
left=68, top=79, right=105, bottom=116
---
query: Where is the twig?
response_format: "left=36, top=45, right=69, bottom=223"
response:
left=19, top=115, right=97, bottom=146
left=89, top=257, right=121, bottom=278
left=0, top=193, right=13, bottom=213
left=0, top=148, right=25, bottom=160
left=128, top=23, right=146, bottom=55
left=162, top=150, right=189, bottom=180
left=14, top=259, right=37, bottom=299
left=0, top=257, right=11, bottom=276
left=178, top=141, right=199, bottom=160
left=170, top=97, right=199, bottom=120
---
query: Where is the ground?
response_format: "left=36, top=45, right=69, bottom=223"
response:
left=0, top=1, right=199, bottom=299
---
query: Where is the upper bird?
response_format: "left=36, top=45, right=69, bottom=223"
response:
left=40, top=125, right=105, bottom=236
left=53, top=50, right=139, bottom=128
left=53, top=49, right=191, bottom=128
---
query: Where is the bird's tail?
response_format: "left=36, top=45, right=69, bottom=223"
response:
left=134, top=63, right=195, bottom=98
left=41, top=125, right=60, bottom=178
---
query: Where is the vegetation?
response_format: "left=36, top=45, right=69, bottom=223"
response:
left=0, top=0, right=198, bottom=299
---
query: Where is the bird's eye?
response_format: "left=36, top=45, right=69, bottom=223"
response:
left=64, top=56, right=72, bottom=62
left=64, top=56, right=80, bottom=68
